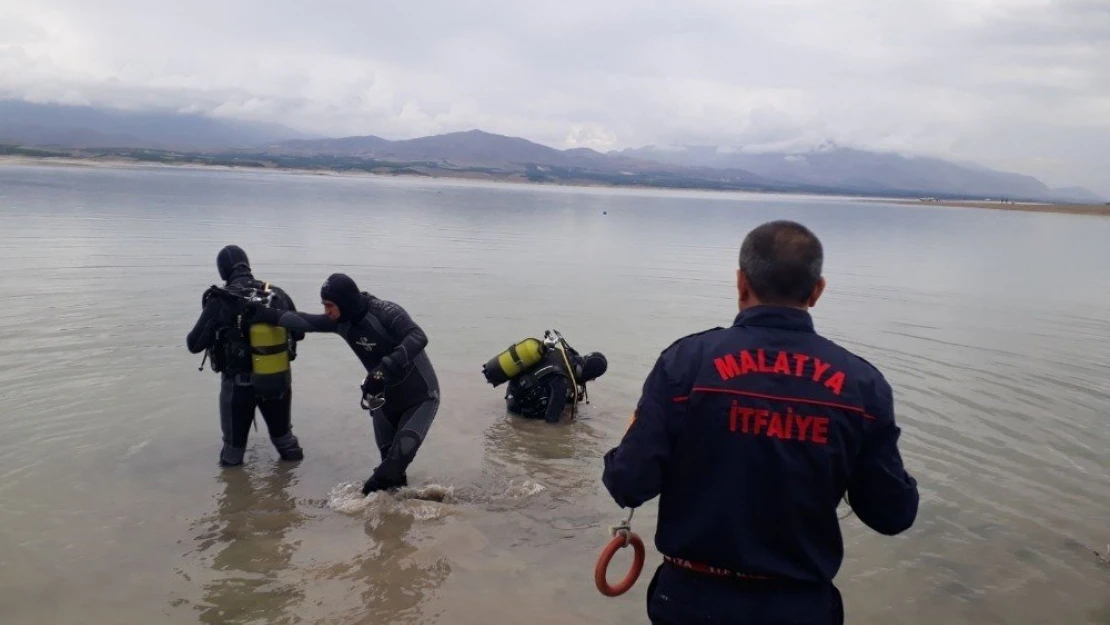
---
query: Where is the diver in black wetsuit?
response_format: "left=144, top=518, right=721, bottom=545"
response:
left=506, top=339, right=608, bottom=424
left=247, top=273, right=440, bottom=495
left=186, top=245, right=305, bottom=467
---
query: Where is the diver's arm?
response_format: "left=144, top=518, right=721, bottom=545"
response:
left=186, top=299, right=221, bottom=353
left=274, top=310, right=339, bottom=333
left=271, top=286, right=306, bottom=341
left=372, top=299, right=428, bottom=373
left=252, top=306, right=339, bottom=333
left=543, top=377, right=568, bottom=424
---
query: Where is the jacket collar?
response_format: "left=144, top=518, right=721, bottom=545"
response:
left=732, top=305, right=815, bottom=333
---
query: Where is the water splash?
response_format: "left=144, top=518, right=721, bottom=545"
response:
left=500, top=478, right=545, bottom=499
left=407, top=504, right=444, bottom=521
left=327, top=481, right=382, bottom=514
left=394, top=484, right=455, bottom=503
left=325, top=477, right=546, bottom=517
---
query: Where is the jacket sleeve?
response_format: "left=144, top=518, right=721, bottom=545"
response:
left=543, top=376, right=569, bottom=424
left=602, top=347, right=686, bottom=508
left=847, top=374, right=919, bottom=535
left=264, top=309, right=338, bottom=333
left=186, top=299, right=222, bottom=353
left=375, top=299, right=428, bottom=371
left=271, top=286, right=305, bottom=342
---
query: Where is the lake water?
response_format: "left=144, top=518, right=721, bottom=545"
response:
left=0, top=163, right=1107, bottom=625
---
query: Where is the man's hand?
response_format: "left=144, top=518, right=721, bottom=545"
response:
left=377, top=356, right=402, bottom=381
left=361, top=374, right=385, bottom=398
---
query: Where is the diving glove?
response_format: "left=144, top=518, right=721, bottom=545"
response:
left=377, top=356, right=403, bottom=381
left=361, top=374, right=385, bottom=397
left=360, top=370, right=386, bottom=410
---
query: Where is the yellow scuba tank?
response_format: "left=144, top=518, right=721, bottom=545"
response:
left=247, top=283, right=291, bottom=398
left=483, top=338, right=545, bottom=387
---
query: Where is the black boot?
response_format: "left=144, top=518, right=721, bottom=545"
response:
left=272, top=433, right=304, bottom=462
left=361, top=461, right=407, bottom=495
left=219, top=444, right=245, bottom=467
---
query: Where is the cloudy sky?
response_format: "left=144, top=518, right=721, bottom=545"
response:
left=1, top=0, right=1108, bottom=193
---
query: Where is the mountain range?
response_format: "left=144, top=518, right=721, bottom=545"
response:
left=0, top=100, right=306, bottom=150
left=617, top=143, right=1104, bottom=204
left=0, top=100, right=1101, bottom=204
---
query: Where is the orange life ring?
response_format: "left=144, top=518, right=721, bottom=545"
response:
left=594, top=531, right=645, bottom=597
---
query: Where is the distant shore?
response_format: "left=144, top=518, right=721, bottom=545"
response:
left=0, top=154, right=607, bottom=184
left=0, top=155, right=305, bottom=174
left=882, top=198, right=1110, bottom=217
left=3, top=154, right=1106, bottom=217
left=0, top=153, right=657, bottom=191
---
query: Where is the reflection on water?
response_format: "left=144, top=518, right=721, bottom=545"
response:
left=186, top=464, right=456, bottom=625
left=311, top=509, right=452, bottom=625
left=190, top=464, right=307, bottom=625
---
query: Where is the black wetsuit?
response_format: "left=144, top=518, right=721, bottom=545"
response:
left=186, top=246, right=304, bottom=466
left=259, top=288, right=439, bottom=490
left=506, top=349, right=578, bottom=423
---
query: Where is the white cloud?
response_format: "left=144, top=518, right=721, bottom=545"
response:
left=0, top=0, right=1108, bottom=193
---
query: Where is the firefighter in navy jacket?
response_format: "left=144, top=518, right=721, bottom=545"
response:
left=602, top=220, right=919, bottom=625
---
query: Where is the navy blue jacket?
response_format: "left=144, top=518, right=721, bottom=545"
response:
left=602, top=306, right=918, bottom=584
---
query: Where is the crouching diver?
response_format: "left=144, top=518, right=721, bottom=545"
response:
left=246, top=273, right=439, bottom=495
left=484, top=331, right=608, bottom=423
left=186, top=245, right=305, bottom=467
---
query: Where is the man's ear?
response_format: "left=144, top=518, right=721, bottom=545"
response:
left=807, top=277, right=827, bottom=308
left=737, top=268, right=752, bottom=309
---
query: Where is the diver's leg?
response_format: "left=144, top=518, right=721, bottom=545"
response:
left=371, top=405, right=399, bottom=463
left=388, top=356, right=440, bottom=477
left=364, top=392, right=440, bottom=491
left=362, top=404, right=412, bottom=495
left=391, top=394, right=439, bottom=471
left=259, top=389, right=302, bottom=461
left=219, top=375, right=254, bottom=466
left=362, top=358, right=440, bottom=494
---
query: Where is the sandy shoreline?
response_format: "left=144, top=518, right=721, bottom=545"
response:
left=2, top=155, right=1106, bottom=217
left=882, top=198, right=1110, bottom=217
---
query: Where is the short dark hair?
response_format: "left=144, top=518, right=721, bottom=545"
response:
left=738, top=220, right=824, bottom=306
